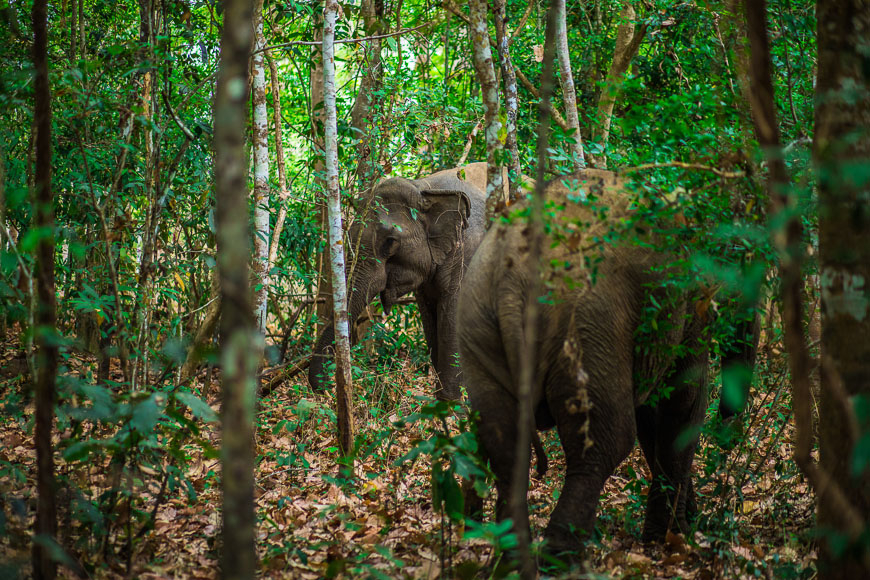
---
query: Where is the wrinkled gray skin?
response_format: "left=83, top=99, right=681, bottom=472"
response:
left=458, top=170, right=722, bottom=554
left=309, top=164, right=492, bottom=401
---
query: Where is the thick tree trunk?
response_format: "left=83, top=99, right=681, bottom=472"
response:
left=468, top=0, right=504, bottom=218
left=745, top=1, right=869, bottom=576
left=323, top=0, right=355, bottom=460
left=214, top=0, right=258, bottom=576
left=31, top=0, right=58, bottom=577
left=591, top=4, right=645, bottom=169
left=554, top=0, right=586, bottom=171
left=492, top=0, right=522, bottom=202
left=251, top=0, right=270, bottom=334
left=814, top=1, right=870, bottom=577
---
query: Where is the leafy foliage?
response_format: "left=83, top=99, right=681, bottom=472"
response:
left=0, top=0, right=827, bottom=577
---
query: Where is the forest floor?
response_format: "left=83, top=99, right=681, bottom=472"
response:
left=0, top=331, right=817, bottom=579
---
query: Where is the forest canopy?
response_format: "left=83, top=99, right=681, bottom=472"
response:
left=1, top=0, right=868, bottom=578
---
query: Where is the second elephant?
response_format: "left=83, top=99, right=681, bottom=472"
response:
left=310, top=163, right=501, bottom=400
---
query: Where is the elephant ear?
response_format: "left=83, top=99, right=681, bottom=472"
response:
left=420, top=189, right=472, bottom=265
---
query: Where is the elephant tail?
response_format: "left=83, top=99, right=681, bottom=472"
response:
left=532, top=431, right=549, bottom=479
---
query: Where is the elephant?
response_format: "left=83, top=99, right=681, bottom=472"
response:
left=457, top=169, right=756, bottom=556
left=309, top=163, right=499, bottom=401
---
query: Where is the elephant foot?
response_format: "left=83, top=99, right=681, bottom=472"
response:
left=539, top=533, right=586, bottom=573
left=542, top=522, right=590, bottom=563
left=641, top=513, right=690, bottom=544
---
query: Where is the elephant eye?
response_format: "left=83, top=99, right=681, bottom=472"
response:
left=381, top=236, right=398, bottom=258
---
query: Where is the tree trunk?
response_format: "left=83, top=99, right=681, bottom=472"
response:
left=468, top=0, right=505, bottom=218
left=310, top=11, right=333, bottom=345
left=349, top=0, right=386, bottom=193
left=509, top=5, right=559, bottom=578
left=31, top=0, right=58, bottom=576
left=745, top=0, right=869, bottom=576
left=214, top=0, right=258, bottom=575
left=251, top=0, right=270, bottom=334
left=179, top=270, right=221, bottom=385
left=266, top=49, right=290, bottom=282
left=324, top=0, right=355, bottom=461
left=814, top=1, right=870, bottom=576
left=492, top=0, right=522, bottom=201
left=591, top=4, right=645, bottom=169
left=554, top=0, right=586, bottom=171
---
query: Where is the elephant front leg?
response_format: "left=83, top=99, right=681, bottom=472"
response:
left=431, top=297, right=461, bottom=401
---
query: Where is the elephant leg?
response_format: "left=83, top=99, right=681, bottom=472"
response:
left=417, top=294, right=438, bottom=368
left=637, top=402, right=699, bottom=533
left=641, top=353, right=708, bottom=542
left=464, top=361, right=530, bottom=536
left=544, top=372, right=636, bottom=555
left=433, top=297, right=461, bottom=401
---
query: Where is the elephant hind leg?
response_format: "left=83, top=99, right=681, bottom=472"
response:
left=640, top=353, right=708, bottom=542
left=544, top=372, right=636, bottom=556
left=462, top=355, right=528, bottom=521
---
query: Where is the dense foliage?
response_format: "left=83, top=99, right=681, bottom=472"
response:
left=0, top=0, right=837, bottom=577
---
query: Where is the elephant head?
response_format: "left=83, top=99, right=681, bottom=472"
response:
left=308, top=175, right=473, bottom=392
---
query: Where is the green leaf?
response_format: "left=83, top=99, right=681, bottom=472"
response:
left=131, top=392, right=164, bottom=434
left=62, top=440, right=96, bottom=462
left=851, top=433, right=870, bottom=478
left=452, top=453, right=483, bottom=480
left=175, top=391, right=218, bottom=423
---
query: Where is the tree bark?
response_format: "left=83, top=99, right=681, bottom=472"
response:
left=468, top=0, right=505, bottom=218
left=554, top=0, right=586, bottom=171
left=591, top=4, right=645, bottom=169
left=31, top=0, right=58, bottom=577
left=311, top=10, right=333, bottom=346
left=814, top=1, right=870, bottom=576
left=251, top=0, right=270, bottom=334
left=745, top=1, right=869, bottom=576
left=266, top=50, right=290, bottom=278
left=509, top=5, right=559, bottom=578
left=492, top=0, right=522, bottom=202
left=349, top=0, right=386, bottom=193
left=214, top=0, right=258, bottom=575
left=324, top=0, right=355, bottom=460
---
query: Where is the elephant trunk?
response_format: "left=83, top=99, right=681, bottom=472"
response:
left=308, top=263, right=383, bottom=391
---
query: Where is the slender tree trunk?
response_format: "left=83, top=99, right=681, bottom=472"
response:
left=130, top=0, right=157, bottom=389
left=554, top=0, right=586, bottom=171
left=32, top=0, right=58, bottom=577
left=69, top=0, right=76, bottom=65
left=251, top=0, right=270, bottom=334
left=323, top=0, right=355, bottom=460
left=813, top=1, right=870, bottom=576
left=214, top=0, right=257, bottom=575
left=745, top=1, right=869, bottom=577
left=510, top=5, right=559, bottom=578
left=492, top=0, right=522, bottom=201
left=179, top=270, right=221, bottom=385
left=310, top=11, right=333, bottom=343
left=349, top=0, right=386, bottom=193
left=266, top=50, right=289, bottom=276
left=591, top=4, right=645, bottom=169
left=469, top=0, right=505, bottom=218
